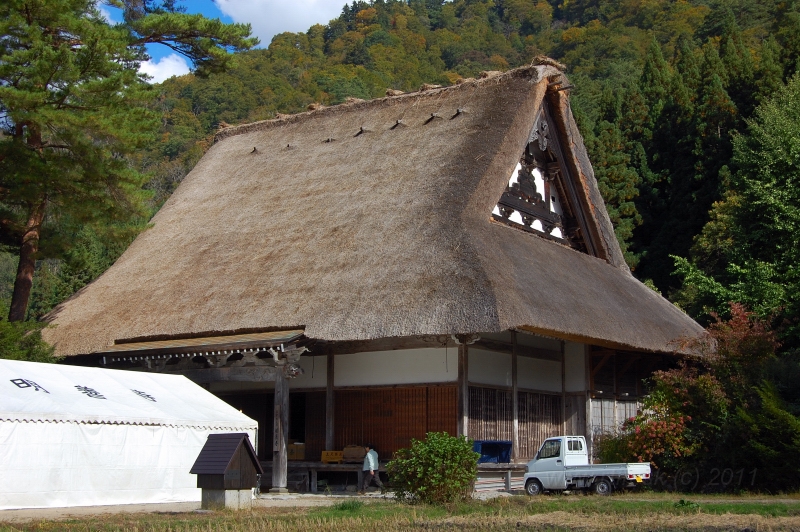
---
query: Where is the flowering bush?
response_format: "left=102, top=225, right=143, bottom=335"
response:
left=598, top=363, right=727, bottom=471
left=597, top=303, right=800, bottom=490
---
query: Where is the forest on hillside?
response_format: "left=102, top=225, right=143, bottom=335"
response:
left=2, top=0, right=800, bottom=350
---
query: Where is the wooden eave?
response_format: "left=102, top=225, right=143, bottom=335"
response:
left=99, top=329, right=305, bottom=358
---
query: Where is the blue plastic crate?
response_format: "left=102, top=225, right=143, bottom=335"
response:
left=473, top=440, right=512, bottom=464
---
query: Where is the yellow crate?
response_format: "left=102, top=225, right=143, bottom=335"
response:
left=321, top=450, right=343, bottom=464
left=288, top=443, right=305, bottom=461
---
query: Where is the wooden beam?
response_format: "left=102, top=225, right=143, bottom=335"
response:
left=515, top=324, right=686, bottom=355
left=179, top=366, right=279, bottom=384
left=543, top=93, right=602, bottom=259
left=270, top=374, right=289, bottom=493
left=613, top=352, right=618, bottom=428
left=473, top=338, right=561, bottom=361
left=325, top=349, right=335, bottom=451
left=324, top=336, right=455, bottom=356
left=511, top=331, right=519, bottom=462
left=561, top=341, right=566, bottom=434
left=457, top=343, right=469, bottom=437
left=101, top=330, right=304, bottom=357
left=585, top=343, right=593, bottom=461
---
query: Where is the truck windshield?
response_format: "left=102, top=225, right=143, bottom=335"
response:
left=538, top=439, right=561, bottom=459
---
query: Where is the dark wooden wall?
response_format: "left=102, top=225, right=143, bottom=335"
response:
left=564, top=393, right=586, bottom=440
left=220, top=391, right=328, bottom=461
left=590, top=347, right=672, bottom=399
left=468, top=386, right=513, bottom=441
left=468, top=385, right=564, bottom=459
left=303, top=391, right=326, bottom=461
left=334, top=386, right=457, bottom=457
left=219, top=383, right=586, bottom=461
left=517, top=390, right=563, bottom=458
left=221, top=393, right=272, bottom=459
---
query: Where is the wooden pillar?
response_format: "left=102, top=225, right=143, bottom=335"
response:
left=325, top=349, right=335, bottom=451
left=511, top=331, right=519, bottom=462
left=612, top=352, right=618, bottom=431
left=585, top=344, right=593, bottom=463
left=561, top=340, right=566, bottom=434
left=270, top=373, right=289, bottom=493
left=457, top=342, right=469, bottom=437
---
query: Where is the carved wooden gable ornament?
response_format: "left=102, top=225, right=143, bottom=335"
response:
left=493, top=103, right=595, bottom=256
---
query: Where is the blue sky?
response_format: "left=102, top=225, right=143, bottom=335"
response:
left=100, top=0, right=347, bottom=82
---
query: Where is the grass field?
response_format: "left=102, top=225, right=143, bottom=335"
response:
left=4, top=493, right=800, bottom=532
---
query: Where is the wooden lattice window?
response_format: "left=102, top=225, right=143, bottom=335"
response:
left=492, top=106, right=592, bottom=255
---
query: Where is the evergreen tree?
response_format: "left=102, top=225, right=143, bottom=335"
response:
left=676, top=73, right=800, bottom=346
left=719, top=21, right=756, bottom=116
left=640, top=37, right=671, bottom=122
left=674, top=34, right=702, bottom=97
left=0, top=320, right=56, bottom=362
left=0, top=0, right=255, bottom=321
left=776, top=8, right=800, bottom=78
left=588, top=120, right=642, bottom=267
left=756, top=35, right=784, bottom=102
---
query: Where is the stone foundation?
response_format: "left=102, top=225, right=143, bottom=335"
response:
left=201, top=489, right=253, bottom=510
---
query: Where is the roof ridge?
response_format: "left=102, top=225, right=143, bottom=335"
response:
left=214, top=64, right=560, bottom=143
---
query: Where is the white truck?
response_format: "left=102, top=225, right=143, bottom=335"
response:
left=523, top=436, right=651, bottom=496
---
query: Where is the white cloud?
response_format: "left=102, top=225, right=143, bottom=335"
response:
left=95, top=1, right=114, bottom=23
left=215, top=0, right=345, bottom=45
left=94, top=1, right=124, bottom=23
left=139, top=54, right=191, bottom=84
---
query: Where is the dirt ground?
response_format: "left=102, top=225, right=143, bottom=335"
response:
left=3, top=492, right=800, bottom=530
left=0, top=492, right=380, bottom=523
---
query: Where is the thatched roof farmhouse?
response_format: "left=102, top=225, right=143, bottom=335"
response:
left=44, top=63, right=705, bottom=492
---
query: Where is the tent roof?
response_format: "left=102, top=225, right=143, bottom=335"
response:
left=43, top=64, right=705, bottom=356
left=0, top=359, right=257, bottom=429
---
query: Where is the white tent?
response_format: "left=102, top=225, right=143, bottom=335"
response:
left=0, top=359, right=257, bottom=510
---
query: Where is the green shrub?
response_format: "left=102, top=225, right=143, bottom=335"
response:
left=594, top=432, right=631, bottom=464
left=386, top=432, right=478, bottom=505
left=0, top=320, right=56, bottom=362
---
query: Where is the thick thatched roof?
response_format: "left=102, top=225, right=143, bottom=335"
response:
left=44, top=64, right=705, bottom=356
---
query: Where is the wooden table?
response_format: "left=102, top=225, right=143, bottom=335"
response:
left=260, top=461, right=526, bottom=493
left=260, top=461, right=386, bottom=493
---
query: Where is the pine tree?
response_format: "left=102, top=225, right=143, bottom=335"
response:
left=756, top=35, right=784, bottom=102
left=589, top=120, right=642, bottom=267
left=640, top=37, right=671, bottom=123
left=0, top=0, right=255, bottom=321
left=619, top=87, right=658, bottom=246
left=776, top=8, right=800, bottom=79
left=719, top=21, right=756, bottom=116
left=674, top=35, right=702, bottom=97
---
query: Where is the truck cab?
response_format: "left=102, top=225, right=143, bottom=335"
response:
left=526, top=436, right=587, bottom=491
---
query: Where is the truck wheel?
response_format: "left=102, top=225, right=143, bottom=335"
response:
left=593, top=478, right=613, bottom=496
left=525, top=479, right=543, bottom=496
